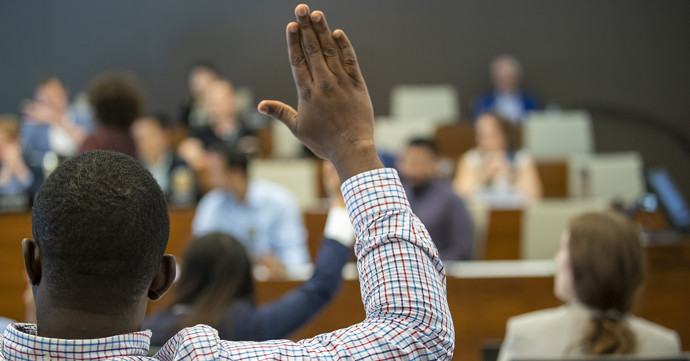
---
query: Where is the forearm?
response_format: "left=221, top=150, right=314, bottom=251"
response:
left=342, top=168, right=454, bottom=357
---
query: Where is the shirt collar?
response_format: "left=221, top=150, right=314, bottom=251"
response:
left=2, top=323, right=152, bottom=360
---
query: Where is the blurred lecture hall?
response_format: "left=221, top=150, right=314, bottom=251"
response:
left=0, top=1, right=689, bottom=361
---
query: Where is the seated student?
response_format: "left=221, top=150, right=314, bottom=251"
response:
left=145, top=166, right=353, bottom=345
left=453, top=112, right=542, bottom=207
left=0, top=115, right=35, bottom=195
left=180, top=62, right=221, bottom=130
left=3, top=5, right=453, bottom=360
left=472, top=55, right=539, bottom=124
left=178, top=79, right=256, bottom=170
left=498, top=212, right=681, bottom=361
left=21, top=76, right=94, bottom=165
left=398, top=138, right=474, bottom=260
left=132, top=113, right=197, bottom=205
left=192, top=144, right=310, bottom=279
left=79, top=72, right=143, bottom=157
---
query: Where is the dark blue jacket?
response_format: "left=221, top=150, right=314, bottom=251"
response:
left=472, top=90, right=540, bottom=122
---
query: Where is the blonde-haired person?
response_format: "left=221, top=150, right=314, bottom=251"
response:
left=453, top=112, right=541, bottom=206
left=498, top=212, right=681, bottom=361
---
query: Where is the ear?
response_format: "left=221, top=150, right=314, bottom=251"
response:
left=148, top=254, right=176, bottom=301
left=22, top=239, right=41, bottom=285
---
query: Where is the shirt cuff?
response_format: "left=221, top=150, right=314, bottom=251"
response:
left=340, top=168, right=409, bottom=236
left=323, top=207, right=355, bottom=247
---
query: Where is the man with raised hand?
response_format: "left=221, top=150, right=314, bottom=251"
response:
left=1, top=4, right=454, bottom=360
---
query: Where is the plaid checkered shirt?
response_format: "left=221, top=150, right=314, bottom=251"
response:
left=1, top=168, right=454, bottom=360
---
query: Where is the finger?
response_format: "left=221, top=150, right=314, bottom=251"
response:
left=333, top=29, right=363, bottom=81
left=258, top=100, right=298, bottom=131
left=286, top=22, right=313, bottom=85
left=310, top=11, right=346, bottom=77
left=294, top=4, right=330, bottom=78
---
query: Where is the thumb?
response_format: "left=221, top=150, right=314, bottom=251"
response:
left=258, top=100, right=298, bottom=131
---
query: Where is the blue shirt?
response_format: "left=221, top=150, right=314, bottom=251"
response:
left=193, top=179, right=310, bottom=272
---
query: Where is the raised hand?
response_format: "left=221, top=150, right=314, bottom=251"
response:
left=258, top=4, right=382, bottom=182
left=23, top=100, right=62, bottom=126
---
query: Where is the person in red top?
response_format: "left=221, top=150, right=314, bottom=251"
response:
left=79, top=72, right=142, bottom=157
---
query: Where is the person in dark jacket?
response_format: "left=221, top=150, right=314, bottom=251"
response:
left=472, top=55, right=539, bottom=124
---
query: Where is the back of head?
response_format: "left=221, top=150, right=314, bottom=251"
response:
left=88, top=72, right=143, bottom=129
left=568, top=212, right=644, bottom=354
left=32, top=150, right=169, bottom=311
left=170, top=232, right=254, bottom=332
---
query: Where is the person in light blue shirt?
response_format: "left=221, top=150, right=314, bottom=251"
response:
left=21, top=77, right=95, bottom=168
left=193, top=144, right=310, bottom=278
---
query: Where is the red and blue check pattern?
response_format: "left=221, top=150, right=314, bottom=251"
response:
left=1, top=168, right=454, bottom=360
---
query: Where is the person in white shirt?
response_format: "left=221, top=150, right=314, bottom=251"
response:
left=453, top=112, right=542, bottom=207
left=498, top=212, right=681, bottom=361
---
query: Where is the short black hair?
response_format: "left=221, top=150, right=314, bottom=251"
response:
left=32, top=150, right=169, bottom=310
left=407, top=137, right=438, bottom=156
left=208, top=143, right=250, bottom=174
left=88, top=72, right=143, bottom=129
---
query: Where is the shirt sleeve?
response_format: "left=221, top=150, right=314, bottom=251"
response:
left=156, top=168, right=455, bottom=360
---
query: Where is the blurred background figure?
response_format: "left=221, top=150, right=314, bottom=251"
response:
left=178, top=79, right=256, bottom=171
left=453, top=113, right=542, bottom=207
left=398, top=138, right=474, bottom=260
left=80, top=72, right=143, bottom=157
left=21, top=76, right=93, bottom=180
left=132, top=113, right=197, bottom=206
left=192, top=144, right=310, bottom=279
left=472, top=55, right=539, bottom=124
left=0, top=115, right=34, bottom=196
left=145, top=162, right=353, bottom=345
left=498, top=212, right=681, bottom=360
left=180, top=62, right=221, bottom=130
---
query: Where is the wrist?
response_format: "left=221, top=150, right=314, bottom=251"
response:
left=329, top=140, right=383, bottom=183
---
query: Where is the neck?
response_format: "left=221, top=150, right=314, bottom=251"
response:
left=36, top=306, right=145, bottom=339
left=35, top=289, right=148, bottom=339
left=226, top=176, right=249, bottom=202
left=145, top=150, right=168, bottom=166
